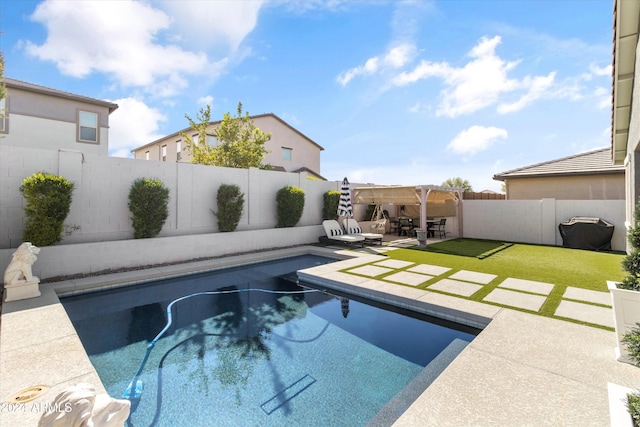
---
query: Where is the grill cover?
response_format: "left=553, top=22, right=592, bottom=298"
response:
left=558, top=217, right=614, bottom=251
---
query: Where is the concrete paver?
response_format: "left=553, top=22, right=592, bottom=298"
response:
left=347, top=265, right=393, bottom=277
left=407, top=264, right=451, bottom=277
left=384, top=271, right=433, bottom=286
left=483, top=288, right=547, bottom=312
left=374, top=259, right=414, bottom=269
left=428, top=279, right=483, bottom=297
left=554, top=300, right=614, bottom=328
left=449, top=270, right=497, bottom=284
left=563, top=286, right=612, bottom=306
left=499, top=277, right=554, bottom=295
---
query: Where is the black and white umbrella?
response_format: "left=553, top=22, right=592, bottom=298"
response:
left=337, top=177, right=353, bottom=232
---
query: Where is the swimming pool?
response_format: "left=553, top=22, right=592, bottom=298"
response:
left=61, top=255, right=478, bottom=426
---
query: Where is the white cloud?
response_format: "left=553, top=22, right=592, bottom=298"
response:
left=22, top=0, right=231, bottom=96
left=497, top=72, right=556, bottom=113
left=159, top=0, right=264, bottom=52
left=198, top=95, right=214, bottom=106
left=447, top=125, right=508, bottom=155
left=107, top=98, right=166, bottom=158
left=589, top=63, right=612, bottom=77
left=337, top=43, right=415, bottom=86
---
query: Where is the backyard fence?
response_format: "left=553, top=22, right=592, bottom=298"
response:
left=462, top=198, right=626, bottom=251
left=0, top=145, right=338, bottom=249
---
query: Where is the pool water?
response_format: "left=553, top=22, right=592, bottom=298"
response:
left=62, top=255, right=478, bottom=426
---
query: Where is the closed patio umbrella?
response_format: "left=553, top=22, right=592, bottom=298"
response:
left=337, top=177, right=353, bottom=232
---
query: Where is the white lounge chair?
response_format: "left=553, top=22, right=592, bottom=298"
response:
left=342, top=219, right=383, bottom=245
left=321, top=220, right=365, bottom=247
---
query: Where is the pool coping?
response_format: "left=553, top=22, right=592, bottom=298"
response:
left=2, top=245, right=640, bottom=426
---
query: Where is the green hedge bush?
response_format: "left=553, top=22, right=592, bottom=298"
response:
left=214, top=184, right=244, bottom=232
left=276, top=186, right=305, bottom=228
left=322, top=190, right=340, bottom=220
left=628, top=391, right=640, bottom=427
left=622, top=199, right=640, bottom=291
left=20, top=172, right=75, bottom=246
left=128, top=178, right=169, bottom=238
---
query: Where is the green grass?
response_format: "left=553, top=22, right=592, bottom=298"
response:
left=353, top=239, right=627, bottom=329
left=418, top=238, right=513, bottom=259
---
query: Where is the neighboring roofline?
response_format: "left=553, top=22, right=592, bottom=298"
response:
left=611, top=0, right=639, bottom=165
left=292, top=166, right=326, bottom=181
left=4, top=77, right=119, bottom=114
left=493, top=169, right=624, bottom=181
left=492, top=148, right=625, bottom=181
left=131, top=112, right=324, bottom=153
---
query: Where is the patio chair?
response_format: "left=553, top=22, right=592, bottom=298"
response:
left=320, top=220, right=365, bottom=247
left=398, top=217, right=413, bottom=236
left=432, top=218, right=447, bottom=238
left=342, top=219, right=384, bottom=245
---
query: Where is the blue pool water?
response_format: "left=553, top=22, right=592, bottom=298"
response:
left=61, top=255, right=478, bottom=426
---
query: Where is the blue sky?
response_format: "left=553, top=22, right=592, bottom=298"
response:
left=2, top=0, right=613, bottom=191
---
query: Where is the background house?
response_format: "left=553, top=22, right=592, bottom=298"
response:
left=131, top=113, right=325, bottom=179
left=1, top=77, right=118, bottom=155
left=493, top=148, right=624, bottom=200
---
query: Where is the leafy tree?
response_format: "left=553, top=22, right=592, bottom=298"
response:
left=442, top=177, right=473, bottom=192
left=180, top=104, right=216, bottom=165
left=182, top=102, right=271, bottom=169
left=0, top=52, right=6, bottom=102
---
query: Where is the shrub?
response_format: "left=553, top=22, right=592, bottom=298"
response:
left=623, top=322, right=640, bottom=367
left=276, top=186, right=305, bottom=228
left=214, top=184, right=244, bottom=232
left=322, top=190, right=340, bottom=220
left=628, top=391, right=640, bottom=427
left=621, top=199, right=640, bottom=291
left=128, top=178, right=169, bottom=239
left=20, top=172, right=74, bottom=246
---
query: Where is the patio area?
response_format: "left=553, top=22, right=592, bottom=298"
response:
left=1, top=237, right=639, bottom=426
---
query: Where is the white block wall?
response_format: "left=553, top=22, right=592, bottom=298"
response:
left=0, top=146, right=338, bottom=249
left=0, top=225, right=325, bottom=280
left=462, top=199, right=626, bottom=251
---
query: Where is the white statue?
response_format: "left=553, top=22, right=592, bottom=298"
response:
left=3, top=242, right=41, bottom=302
left=38, top=383, right=130, bottom=427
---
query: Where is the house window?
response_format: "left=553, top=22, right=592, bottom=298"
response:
left=176, top=141, right=182, bottom=160
left=78, top=111, right=98, bottom=143
left=145, top=151, right=150, bottom=160
left=206, top=135, right=218, bottom=146
left=161, top=145, right=167, bottom=161
left=0, top=97, right=7, bottom=133
left=282, top=147, right=292, bottom=161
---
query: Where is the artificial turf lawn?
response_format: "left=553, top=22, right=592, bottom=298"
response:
left=375, top=239, right=626, bottom=327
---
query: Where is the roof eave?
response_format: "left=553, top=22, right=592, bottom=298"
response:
left=611, top=0, right=640, bottom=165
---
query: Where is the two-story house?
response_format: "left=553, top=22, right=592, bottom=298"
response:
left=131, top=113, right=325, bottom=179
left=1, top=78, right=118, bottom=155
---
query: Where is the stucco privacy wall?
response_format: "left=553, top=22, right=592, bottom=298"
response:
left=0, top=145, right=338, bottom=249
left=462, top=199, right=626, bottom=251
left=0, top=225, right=324, bottom=280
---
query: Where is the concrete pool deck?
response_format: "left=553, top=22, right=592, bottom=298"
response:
left=2, top=243, right=640, bottom=426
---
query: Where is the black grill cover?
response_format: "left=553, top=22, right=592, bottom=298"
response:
left=558, top=217, right=614, bottom=251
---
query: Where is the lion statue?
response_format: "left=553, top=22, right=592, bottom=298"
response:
left=3, top=242, right=40, bottom=287
left=38, top=383, right=130, bottom=427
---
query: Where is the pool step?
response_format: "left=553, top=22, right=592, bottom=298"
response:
left=260, top=374, right=316, bottom=415
left=367, top=338, right=470, bottom=426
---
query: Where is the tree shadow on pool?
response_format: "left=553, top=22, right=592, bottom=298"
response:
left=126, top=283, right=331, bottom=425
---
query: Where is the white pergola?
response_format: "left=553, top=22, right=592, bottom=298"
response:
left=352, top=185, right=464, bottom=232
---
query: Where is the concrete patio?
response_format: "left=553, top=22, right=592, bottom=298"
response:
left=1, top=240, right=639, bottom=426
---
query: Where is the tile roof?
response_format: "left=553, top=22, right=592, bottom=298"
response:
left=493, top=148, right=624, bottom=181
left=4, top=77, right=119, bottom=113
